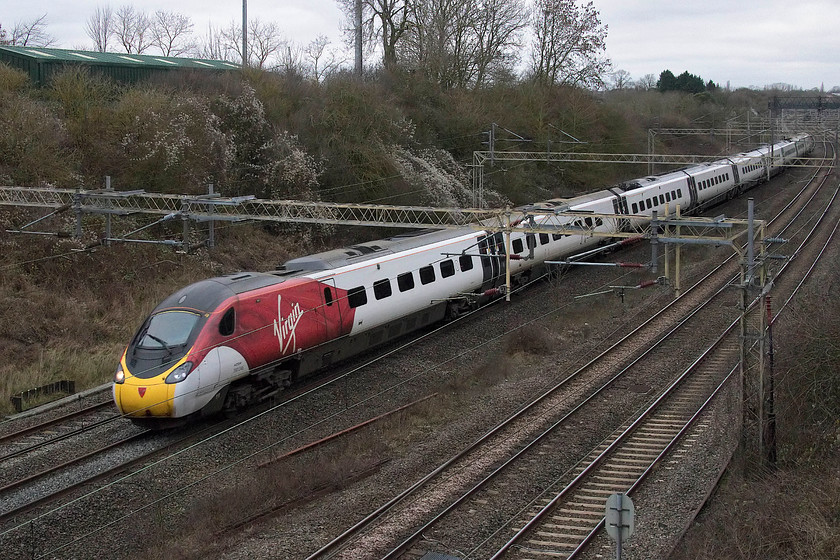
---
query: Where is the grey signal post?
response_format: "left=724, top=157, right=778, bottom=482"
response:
left=605, top=493, right=635, bottom=560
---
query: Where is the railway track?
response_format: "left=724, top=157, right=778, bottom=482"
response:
left=300, top=147, right=836, bottom=559
left=0, top=146, right=832, bottom=559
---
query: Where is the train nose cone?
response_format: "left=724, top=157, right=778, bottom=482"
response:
left=115, top=375, right=174, bottom=417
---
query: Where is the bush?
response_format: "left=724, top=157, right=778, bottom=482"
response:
left=0, top=92, right=77, bottom=185
left=0, top=62, right=30, bottom=93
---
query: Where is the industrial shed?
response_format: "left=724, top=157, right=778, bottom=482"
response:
left=0, top=46, right=240, bottom=86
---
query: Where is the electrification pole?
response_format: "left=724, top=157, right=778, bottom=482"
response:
left=242, top=0, right=248, bottom=67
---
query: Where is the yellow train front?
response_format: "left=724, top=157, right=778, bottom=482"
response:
left=113, top=277, right=242, bottom=425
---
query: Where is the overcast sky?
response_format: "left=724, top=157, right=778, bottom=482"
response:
left=2, top=0, right=837, bottom=90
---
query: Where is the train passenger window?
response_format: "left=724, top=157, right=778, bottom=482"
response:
left=512, top=238, right=524, bottom=253
left=397, top=272, right=415, bottom=292
left=219, top=307, right=235, bottom=336
left=584, top=217, right=593, bottom=227
left=659, top=195, right=665, bottom=205
left=348, top=286, right=367, bottom=308
left=596, top=218, right=603, bottom=226
left=646, top=199, right=652, bottom=210
left=324, top=287, right=333, bottom=306
left=665, top=192, right=671, bottom=202
left=419, top=265, right=435, bottom=285
left=632, top=202, right=638, bottom=213
left=526, top=234, right=536, bottom=249
left=552, top=233, right=564, bottom=241
left=539, top=233, right=549, bottom=245
left=459, top=254, right=473, bottom=271
left=440, top=259, right=455, bottom=278
left=373, top=279, right=392, bottom=300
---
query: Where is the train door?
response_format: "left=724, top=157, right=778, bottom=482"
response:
left=685, top=175, right=698, bottom=210
left=319, top=279, right=344, bottom=339
left=478, top=234, right=505, bottom=291
left=611, top=195, right=629, bottom=232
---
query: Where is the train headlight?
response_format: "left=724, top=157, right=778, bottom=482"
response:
left=165, top=361, right=194, bottom=384
left=114, top=363, right=125, bottom=384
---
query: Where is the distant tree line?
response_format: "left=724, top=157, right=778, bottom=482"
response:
left=657, top=69, right=717, bottom=94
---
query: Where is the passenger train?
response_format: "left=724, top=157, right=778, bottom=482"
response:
left=113, top=134, right=814, bottom=424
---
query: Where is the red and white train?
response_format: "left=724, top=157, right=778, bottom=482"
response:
left=113, top=134, right=813, bottom=423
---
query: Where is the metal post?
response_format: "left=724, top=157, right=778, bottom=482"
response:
left=739, top=256, right=748, bottom=473
left=73, top=190, right=83, bottom=239
left=181, top=200, right=190, bottom=251
left=207, top=183, right=215, bottom=249
left=104, top=176, right=112, bottom=246
left=242, top=0, right=248, bottom=67
left=663, top=204, right=669, bottom=285
left=649, top=210, right=658, bottom=274
left=675, top=205, right=681, bottom=296
left=746, top=199, right=755, bottom=283
left=765, top=296, right=777, bottom=466
left=504, top=209, right=512, bottom=302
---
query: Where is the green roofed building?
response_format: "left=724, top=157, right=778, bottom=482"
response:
left=0, top=46, right=241, bottom=86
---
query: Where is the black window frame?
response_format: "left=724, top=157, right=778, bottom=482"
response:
left=373, top=279, right=392, bottom=300
left=440, top=259, right=455, bottom=278
left=397, top=272, right=415, bottom=292
left=419, top=265, right=435, bottom=285
left=219, top=307, right=235, bottom=336
left=459, top=254, right=473, bottom=271
left=512, top=238, right=524, bottom=254
left=348, top=286, right=368, bottom=308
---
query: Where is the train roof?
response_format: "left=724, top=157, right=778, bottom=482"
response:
left=279, top=228, right=472, bottom=272
left=155, top=273, right=285, bottom=313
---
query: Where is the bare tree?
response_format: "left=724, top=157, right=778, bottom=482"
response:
left=304, top=35, right=345, bottom=82
left=530, top=0, right=610, bottom=88
left=275, top=42, right=305, bottom=74
left=114, top=5, right=152, bottom=53
left=337, top=0, right=411, bottom=68
left=636, top=73, right=657, bottom=91
left=86, top=5, right=114, bottom=52
left=610, top=69, right=633, bottom=90
left=4, top=14, right=56, bottom=47
left=220, top=18, right=285, bottom=68
left=151, top=11, right=195, bottom=57
left=194, top=24, right=233, bottom=61
left=400, top=0, right=526, bottom=88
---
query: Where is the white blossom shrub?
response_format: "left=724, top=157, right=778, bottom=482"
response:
left=119, top=91, right=231, bottom=193
left=390, top=145, right=505, bottom=208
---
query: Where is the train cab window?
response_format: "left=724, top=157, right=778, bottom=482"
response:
left=219, top=307, right=235, bottom=336
left=397, top=272, right=415, bottom=292
left=440, top=259, right=455, bottom=278
left=324, top=287, right=333, bottom=306
left=419, top=265, right=435, bottom=285
left=539, top=233, right=549, bottom=245
left=348, top=286, right=367, bottom=308
left=512, top=238, right=524, bottom=254
left=631, top=202, right=638, bottom=213
left=373, top=279, right=392, bottom=300
left=459, top=254, right=473, bottom=271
